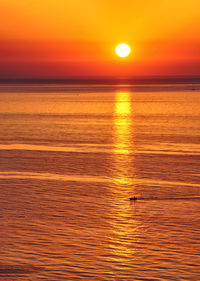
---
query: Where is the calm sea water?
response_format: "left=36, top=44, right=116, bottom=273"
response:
left=0, top=84, right=200, bottom=280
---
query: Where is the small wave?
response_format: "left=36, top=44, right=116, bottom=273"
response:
left=1, top=143, right=200, bottom=156
left=0, top=171, right=110, bottom=183
left=1, top=171, right=200, bottom=191
left=0, top=143, right=125, bottom=154
left=0, top=263, right=43, bottom=276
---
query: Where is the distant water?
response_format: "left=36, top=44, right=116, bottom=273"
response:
left=0, top=83, right=200, bottom=280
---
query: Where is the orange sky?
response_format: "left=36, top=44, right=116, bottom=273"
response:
left=0, top=0, right=200, bottom=77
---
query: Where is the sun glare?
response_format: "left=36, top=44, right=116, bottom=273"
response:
left=116, top=43, right=131, bottom=58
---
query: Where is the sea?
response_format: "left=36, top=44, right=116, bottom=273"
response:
left=0, top=79, right=200, bottom=280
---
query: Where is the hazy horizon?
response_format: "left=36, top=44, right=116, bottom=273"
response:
left=0, top=75, right=200, bottom=82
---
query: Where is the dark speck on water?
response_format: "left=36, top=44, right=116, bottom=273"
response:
left=129, top=196, right=138, bottom=201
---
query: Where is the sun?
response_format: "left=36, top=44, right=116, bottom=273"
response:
left=116, top=43, right=131, bottom=58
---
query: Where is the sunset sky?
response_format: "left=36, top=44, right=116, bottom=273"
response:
left=0, top=0, right=200, bottom=78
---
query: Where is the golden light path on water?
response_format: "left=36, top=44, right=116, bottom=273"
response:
left=113, top=91, right=134, bottom=185
left=107, top=92, right=140, bottom=265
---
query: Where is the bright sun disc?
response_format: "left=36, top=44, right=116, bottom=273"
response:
left=116, top=43, right=131, bottom=57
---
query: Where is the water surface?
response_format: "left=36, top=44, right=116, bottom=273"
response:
left=0, top=84, right=200, bottom=280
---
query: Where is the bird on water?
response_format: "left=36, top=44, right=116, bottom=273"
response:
left=129, top=197, right=138, bottom=201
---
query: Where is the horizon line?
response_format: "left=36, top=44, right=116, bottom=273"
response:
left=0, top=75, right=200, bottom=85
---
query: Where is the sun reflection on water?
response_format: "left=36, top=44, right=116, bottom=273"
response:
left=112, top=92, right=134, bottom=186
left=106, top=92, right=139, bottom=265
